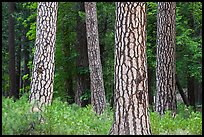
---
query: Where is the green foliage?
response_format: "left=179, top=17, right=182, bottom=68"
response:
left=97, top=2, right=115, bottom=103
left=2, top=96, right=202, bottom=135
left=146, top=2, right=157, bottom=69
left=53, top=2, right=78, bottom=101
left=2, top=96, right=113, bottom=135
left=150, top=103, right=202, bottom=135
left=2, top=95, right=39, bottom=135
left=22, top=2, right=37, bottom=41
left=22, top=74, right=29, bottom=81
left=26, top=22, right=36, bottom=40
left=176, top=2, right=202, bottom=84
left=78, top=11, right=86, bottom=21
left=80, top=89, right=91, bottom=101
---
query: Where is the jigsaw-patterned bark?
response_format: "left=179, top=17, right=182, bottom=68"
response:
left=110, top=2, right=151, bottom=135
left=155, top=2, right=176, bottom=115
left=85, top=2, right=106, bottom=115
left=29, top=2, right=58, bottom=112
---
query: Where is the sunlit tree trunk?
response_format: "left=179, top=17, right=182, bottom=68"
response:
left=85, top=2, right=106, bottom=115
left=29, top=2, right=58, bottom=112
left=155, top=2, right=176, bottom=115
left=110, top=2, right=151, bottom=135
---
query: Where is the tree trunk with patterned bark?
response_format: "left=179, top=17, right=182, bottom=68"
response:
left=109, top=2, right=151, bottom=135
left=84, top=2, right=106, bottom=115
left=155, top=2, right=177, bottom=115
left=29, top=2, right=58, bottom=112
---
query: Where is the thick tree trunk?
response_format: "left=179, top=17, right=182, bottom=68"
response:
left=175, top=74, right=189, bottom=106
left=110, top=2, right=151, bottom=135
left=29, top=2, right=58, bottom=112
left=155, top=2, right=177, bottom=115
left=75, top=2, right=91, bottom=107
left=8, top=2, right=17, bottom=99
left=85, top=2, right=106, bottom=115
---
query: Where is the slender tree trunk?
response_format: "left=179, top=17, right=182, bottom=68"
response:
left=85, top=2, right=106, bottom=115
left=147, top=66, right=154, bottom=107
left=15, top=35, right=21, bottom=99
left=8, top=2, right=17, bottom=99
left=110, top=2, right=151, bottom=135
left=175, top=74, right=189, bottom=106
left=155, top=2, right=176, bottom=115
left=196, top=81, right=202, bottom=105
left=29, top=2, right=58, bottom=112
left=187, top=75, right=195, bottom=109
left=23, top=28, right=30, bottom=93
left=75, top=2, right=91, bottom=107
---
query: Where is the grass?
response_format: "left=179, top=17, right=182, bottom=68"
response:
left=2, top=95, right=202, bottom=135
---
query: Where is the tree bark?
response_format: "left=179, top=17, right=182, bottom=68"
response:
left=29, top=2, right=58, bottom=112
left=85, top=2, right=106, bottom=115
left=110, top=2, right=151, bottom=135
left=8, top=2, right=17, bottom=99
left=155, top=2, right=177, bottom=115
left=75, top=2, right=91, bottom=107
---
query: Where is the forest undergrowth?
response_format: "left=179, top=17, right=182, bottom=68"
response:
left=2, top=95, right=202, bottom=135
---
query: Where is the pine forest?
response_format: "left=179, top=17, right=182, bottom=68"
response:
left=2, top=2, right=202, bottom=135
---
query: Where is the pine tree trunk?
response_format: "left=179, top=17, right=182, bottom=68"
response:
left=110, top=2, right=151, bottom=135
left=155, top=2, right=176, bottom=115
left=187, top=75, right=195, bottom=108
left=84, top=2, right=106, bottom=115
left=75, top=2, right=91, bottom=107
left=147, top=66, right=154, bottom=107
left=175, top=74, right=189, bottom=106
left=8, top=2, right=17, bottom=99
left=29, top=2, right=58, bottom=112
left=22, top=28, right=30, bottom=94
left=15, top=35, right=21, bottom=99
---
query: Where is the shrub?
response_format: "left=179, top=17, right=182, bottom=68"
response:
left=2, top=96, right=113, bottom=135
left=2, top=95, right=202, bottom=135
left=2, top=95, right=39, bottom=135
left=150, top=103, right=202, bottom=135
